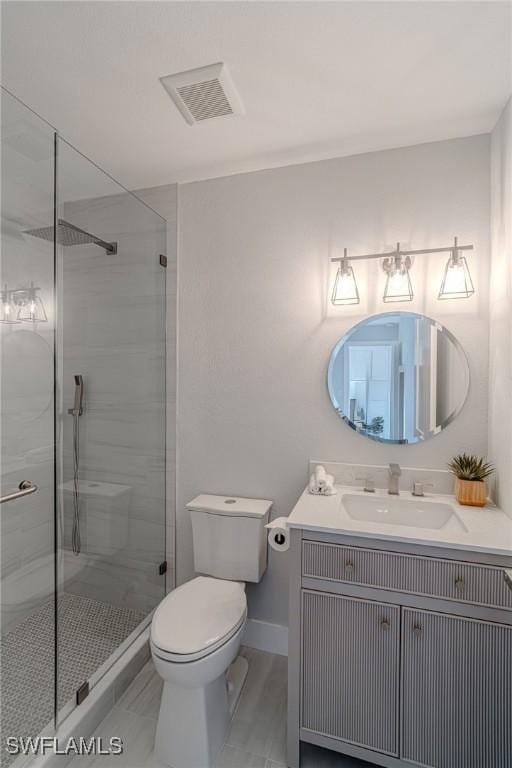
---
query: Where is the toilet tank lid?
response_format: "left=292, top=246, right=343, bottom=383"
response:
left=186, top=494, right=272, bottom=518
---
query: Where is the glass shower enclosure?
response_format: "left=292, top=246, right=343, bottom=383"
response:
left=0, top=89, right=167, bottom=764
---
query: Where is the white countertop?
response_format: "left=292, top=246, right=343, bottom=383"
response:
left=288, top=485, right=512, bottom=557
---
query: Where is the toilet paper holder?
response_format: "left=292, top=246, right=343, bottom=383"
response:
left=265, top=517, right=290, bottom=553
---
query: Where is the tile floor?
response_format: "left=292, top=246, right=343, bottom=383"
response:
left=0, top=594, right=146, bottom=768
left=69, top=647, right=374, bottom=767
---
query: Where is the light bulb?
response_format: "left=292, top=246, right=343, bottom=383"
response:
left=16, top=286, right=48, bottom=323
left=0, top=288, right=21, bottom=324
left=383, top=254, right=413, bottom=303
left=438, top=242, right=474, bottom=300
left=331, top=252, right=359, bottom=306
left=388, top=270, right=407, bottom=294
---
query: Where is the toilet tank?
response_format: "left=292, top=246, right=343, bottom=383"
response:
left=187, top=494, right=272, bottom=583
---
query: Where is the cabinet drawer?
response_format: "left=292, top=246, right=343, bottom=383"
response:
left=302, top=540, right=512, bottom=611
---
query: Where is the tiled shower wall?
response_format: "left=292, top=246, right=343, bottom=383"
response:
left=1, top=93, right=55, bottom=636
left=60, top=185, right=176, bottom=611
left=1, top=177, right=177, bottom=638
left=0, top=227, right=55, bottom=634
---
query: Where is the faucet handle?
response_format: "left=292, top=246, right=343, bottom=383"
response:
left=412, top=481, right=434, bottom=497
left=356, top=475, right=375, bottom=493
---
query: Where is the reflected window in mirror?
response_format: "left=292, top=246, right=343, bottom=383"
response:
left=327, top=312, right=469, bottom=444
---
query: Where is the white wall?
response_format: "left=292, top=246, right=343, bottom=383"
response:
left=177, top=135, right=491, bottom=627
left=489, top=98, right=512, bottom=516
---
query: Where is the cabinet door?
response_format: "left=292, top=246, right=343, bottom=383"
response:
left=402, top=608, right=512, bottom=767
left=301, top=590, right=399, bottom=756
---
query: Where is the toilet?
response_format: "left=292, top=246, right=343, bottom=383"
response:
left=150, top=494, right=272, bottom=768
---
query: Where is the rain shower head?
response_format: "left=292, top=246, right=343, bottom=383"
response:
left=24, top=219, right=117, bottom=254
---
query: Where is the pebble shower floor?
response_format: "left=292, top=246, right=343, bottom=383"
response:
left=0, top=593, right=146, bottom=767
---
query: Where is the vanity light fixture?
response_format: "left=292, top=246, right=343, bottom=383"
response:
left=438, top=237, right=475, bottom=300
left=14, top=283, right=48, bottom=323
left=0, top=283, right=47, bottom=324
left=331, top=249, right=360, bottom=305
left=0, top=285, right=21, bottom=324
left=330, top=237, right=474, bottom=306
left=383, top=245, right=413, bottom=303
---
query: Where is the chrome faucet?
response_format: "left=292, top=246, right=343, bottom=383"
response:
left=388, top=463, right=401, bottom=495
left=357, top=475, right=375, bottom=493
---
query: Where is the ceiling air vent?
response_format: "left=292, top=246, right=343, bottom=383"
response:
left=160, top=62, right=244, bottom=125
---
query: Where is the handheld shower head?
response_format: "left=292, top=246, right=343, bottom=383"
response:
left=69, top=375, right=83, bottom=416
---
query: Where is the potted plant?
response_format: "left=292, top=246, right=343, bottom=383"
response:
left=364, top=416, right=384, bottom=435
left=447, top=453, right=495, bottom=507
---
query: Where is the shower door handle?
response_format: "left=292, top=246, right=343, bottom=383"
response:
left=0, top=480, right=37, bottom=504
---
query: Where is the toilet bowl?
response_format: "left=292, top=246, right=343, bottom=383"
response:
left=151, top=576, right=248, bottom=768
left=151, top=494, right=272, bottom=768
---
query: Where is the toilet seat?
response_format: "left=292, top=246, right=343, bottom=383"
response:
left=151, top=576, right=247, bottom=663
left=152, top=615, right=246, bottom=663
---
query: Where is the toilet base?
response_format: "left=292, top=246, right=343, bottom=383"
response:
left=154, top=654, right=248, bottom=768
left=226, top=655, right=249, bottom=715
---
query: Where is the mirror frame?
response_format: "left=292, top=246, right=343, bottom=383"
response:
left=327, top=311, right=470, bottom=445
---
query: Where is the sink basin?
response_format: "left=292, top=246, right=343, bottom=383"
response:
left=342, top=493, right=467, bottom=531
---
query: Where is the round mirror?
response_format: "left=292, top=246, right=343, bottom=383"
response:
left=327, top=312, right=469, bottom=444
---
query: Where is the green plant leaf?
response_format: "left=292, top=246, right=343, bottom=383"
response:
left=447, top=453, right=495, bottom=481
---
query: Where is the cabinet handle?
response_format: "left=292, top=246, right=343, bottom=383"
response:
left=455, top=578, right=465, bottom=591
left=344, top=561, right=354, bottom=573
left=380, top=618, right=390, bottom=631
left=413, top=623, right=422, bottom=636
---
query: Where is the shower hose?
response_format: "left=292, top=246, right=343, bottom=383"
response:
left=72, top=411, right=81, bottom=555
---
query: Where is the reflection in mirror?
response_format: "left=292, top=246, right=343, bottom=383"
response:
left=327, top=312, right=469, bottom=444
left=2, top=329, right=53, bottom=422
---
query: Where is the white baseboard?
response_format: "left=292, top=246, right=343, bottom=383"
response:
left=243, top=618, right=288, bottom=656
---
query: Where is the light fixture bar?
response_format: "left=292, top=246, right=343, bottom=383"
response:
left=331, top=242, right=473, bottom=263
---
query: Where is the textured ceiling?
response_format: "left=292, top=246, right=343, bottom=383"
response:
left=1, top=1, right=511, bottom=189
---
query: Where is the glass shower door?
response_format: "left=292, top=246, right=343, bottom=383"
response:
left=0, top=90, right=167, bottom=756
left=0, top=89, right=56, bottom=765
left=55, top=137, right=167, bottom=724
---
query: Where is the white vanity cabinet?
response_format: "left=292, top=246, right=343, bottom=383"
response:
left=302, top=591, right=400, bottom=756
left=287, top=529, right=512, bottom=768
left=401, top=608, right=512, bottom=767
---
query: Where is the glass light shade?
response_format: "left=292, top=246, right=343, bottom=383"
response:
left=17, top=293, right=47, bottom=322
left=383, top=261, right=413, bottom=303
left=438, top=253, right=474, bottom=300
left=0, top=291, right=21, bottom=324
left=331, top=260, right=359, bottom=305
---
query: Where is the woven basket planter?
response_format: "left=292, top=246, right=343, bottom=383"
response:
left=455, top=478, right=487, bottom=507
